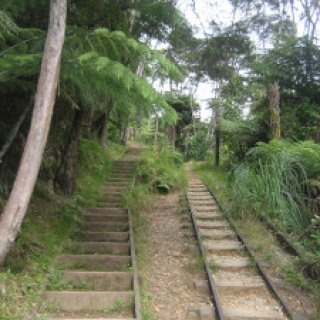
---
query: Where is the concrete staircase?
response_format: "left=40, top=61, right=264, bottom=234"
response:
left=45, top=150, right=141, bottom=320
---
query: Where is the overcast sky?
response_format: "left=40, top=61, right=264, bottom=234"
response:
left=176, top=0, right=234, bottom=121
left=157, top=0, right=314, bottom=121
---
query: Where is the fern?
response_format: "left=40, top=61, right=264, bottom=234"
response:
left=0, top=11, right=19, bottom=46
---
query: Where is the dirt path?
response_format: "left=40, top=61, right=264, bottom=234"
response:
left=143, top=191, right=210, bottom=320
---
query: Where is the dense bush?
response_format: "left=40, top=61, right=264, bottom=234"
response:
left=247, top=140, right=320, bottom=179
left=185, top=131, right=210, bottom=161
left=137, top=144, right=186, bottom=193
left=75, top=139, right=126, bottom=205
left=230, top=140, right=320, bottom=234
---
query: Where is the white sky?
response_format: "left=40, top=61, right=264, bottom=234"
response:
left=154, top=0, right=315, bottom=121
left=176, top=0, right=234, bottom=121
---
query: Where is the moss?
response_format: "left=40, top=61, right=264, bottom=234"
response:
left=0, top=139, right=126, bottom=319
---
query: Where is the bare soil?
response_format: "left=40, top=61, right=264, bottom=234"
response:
left=142, top=191, right=210, bottom=320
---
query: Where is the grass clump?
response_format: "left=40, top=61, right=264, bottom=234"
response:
left=231, top=150, right=311, bottom=234
left=137, top=144, right=187, bottom=193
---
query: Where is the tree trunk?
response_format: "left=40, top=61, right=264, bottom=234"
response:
left=137, top=114, right=142, bottom=142
left=267, top=81, right=281, bottom=139
left=215, top=105, right=220, bottom=167
left=99, top=114, right=108, bottom=148
left=167, top=125, right=176, bottom=146
left=0, top=0, right=67, bottom=266
left=154, top=115, right=159, bottom=152
left=122, top=124, right=129, bottom=146
left=56, top=109, right=83, bottom=195
left=0, top=97, right=33, bottom=161
left=100, top=106, right=113, bottom=149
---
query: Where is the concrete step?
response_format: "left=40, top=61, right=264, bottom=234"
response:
left=82, top=213, right=128, bottom=223
left=197, top=221, right=229, bottom=229
left=210, top=256, right=251, bottom=270
left=215, top=277, right=265, bottom=291
left=198, top=306, right=285, bottom=320
left=204, top=240, right=242, bottom=252
left=188, top=196, right=213, bottom=201
left=194, top=213, right=224, bottom=220
left=108, top=178, right=132, bottom=183
left=69, top=242, right=130, bottom=255
left=57, top=254, right=131, bottom=271
left=188, top=188, right=208, bottom=192
left=191, top=200, right=216, bottom=205
left=104, top=182, right=130, bottom=187
left=61, top=271, right=132, bottom=291
left=109, top=173, right=133, bottom=177
left=188, top=192, right=211, bottom=196
left=223, top=308, right=285, bottom=319
left=81, top=231, right=129, bottom=242
left=193, top=206, right=219, bottom=212
left=200, top=229, right=235, bottom=240
left=46, top=290, right=134, bottom=312
left=85, top=208, right=127, bottom=215
left=95, top=203, right=124, bottom=208
left=102, top=186, right=128, bottom=191
left=83, top=222, right=128, bottom=232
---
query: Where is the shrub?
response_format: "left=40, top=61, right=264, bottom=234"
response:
left=231, top=148, right=312, bottom=234
left=185, top=131, right=210, bottom=161
left=137, top=145, right=186, bottom=193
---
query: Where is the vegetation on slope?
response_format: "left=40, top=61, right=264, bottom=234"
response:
left=0, top=140, right=125, bottom=319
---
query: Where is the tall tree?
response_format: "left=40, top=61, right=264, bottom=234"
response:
left=0, top=0, right=67, bottom=265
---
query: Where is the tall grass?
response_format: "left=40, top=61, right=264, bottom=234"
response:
left=231, top=150, right=311, bottom=234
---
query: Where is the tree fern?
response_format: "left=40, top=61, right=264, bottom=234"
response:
left=0, top=11, right=19, bottom=46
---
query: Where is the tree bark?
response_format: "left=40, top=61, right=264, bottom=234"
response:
left=0, top=97, right=33, bottom=161
left=154, top=115, right=159, bottom=152
left=100, top=106, right=113, bottom=149
left=267, top=81, right=281, bottom=139
left=215, top=105, right=220, bottom=167
left=56, top=109, right=83, bottom=195
left=0, top=0, right=67, bottom=266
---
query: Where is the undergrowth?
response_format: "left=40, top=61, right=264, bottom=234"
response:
left=193, top=160, right=320, bottom=315
left=123, top=182, right=155, bottom=320
left=75, top=140, right=126, bottom=206
left=231, top=150, right=311, bottom=234
left=123, top=144, right=188, bottom=320
left=137, top=144, right=187, bottom=193
left=0, top=139, right=125, bottom=320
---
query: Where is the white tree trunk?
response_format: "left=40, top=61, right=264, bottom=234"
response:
left=0, top=0, right=67, bottom=265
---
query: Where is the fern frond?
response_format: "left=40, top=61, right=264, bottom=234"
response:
left=0, top=11, right=19, bottom=45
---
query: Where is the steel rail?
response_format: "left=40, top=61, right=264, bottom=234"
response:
left=185, top=191, right=225, bottom=320
left=204, top=182, right=295, bottom=320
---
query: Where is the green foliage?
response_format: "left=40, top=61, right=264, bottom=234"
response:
left=248, top=140, right=320, bottom=179
left=137, top=145, right=186, bottom=193
left=0, top=137, right=128, bottom=319
left=231, top=148, right=312, bottom=234
left=75, top=139, right=126, bottom=206
left=0, top=10, right=19, bottom=46
left=185, top=131, right=210, bottom=161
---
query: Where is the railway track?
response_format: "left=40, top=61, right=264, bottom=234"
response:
left=44, top=148, right=142, bottom=320
left=185, top=170, right=294, bottom=320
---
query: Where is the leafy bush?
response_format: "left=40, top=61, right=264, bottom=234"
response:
left=75, top=139, right=126, bottom=206
left=137, top=145, right=186, bottom=193
left=231, top=146, right=312, bottom=234
left=185, top=131, right=210, bottom=161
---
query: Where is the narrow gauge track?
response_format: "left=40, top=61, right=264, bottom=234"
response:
left=45, top=148, right=142, bottom=320
left=185, top=170, right=294, bottom=320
